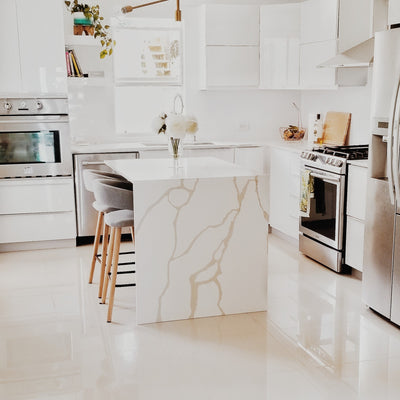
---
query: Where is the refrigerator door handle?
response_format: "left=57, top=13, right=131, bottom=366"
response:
left=387, top=76, right=400, bottom=205
left=394, top=79, right=400, bottom=205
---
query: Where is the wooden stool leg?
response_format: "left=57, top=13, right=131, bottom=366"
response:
left=101, top=227, right=115, bottom=304
left=130, top=226, right=135, bottom=246
left=89, top=211, right=104, bottom=284
left=107, top=227, right=122, bottom=323
left=98, top=223, right=110, bottom=298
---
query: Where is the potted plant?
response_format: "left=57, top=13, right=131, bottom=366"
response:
left=64, top=1, right=114, bottom=58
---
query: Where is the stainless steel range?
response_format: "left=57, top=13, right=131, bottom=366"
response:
left=299, top=145, right=368, bottom=273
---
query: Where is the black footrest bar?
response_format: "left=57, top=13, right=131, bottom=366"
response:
left=115, top=283, right=136, bottom=288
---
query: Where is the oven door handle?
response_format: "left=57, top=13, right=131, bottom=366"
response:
left=309, top=172, right=340, bottom=184
left=81, top=161, right=108, bottom=166
left=0, top=116, right=68, bottom=124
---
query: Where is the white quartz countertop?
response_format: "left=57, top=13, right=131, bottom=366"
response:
left=105, top=157, right=260, bottom=182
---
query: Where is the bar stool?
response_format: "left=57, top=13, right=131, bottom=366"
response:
left=93, top=179, right=135, bottom=323
left=83, top=170, right=127, bottom=297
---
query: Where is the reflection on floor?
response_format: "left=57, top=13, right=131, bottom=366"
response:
left=1, top=234, right=400, bottom=399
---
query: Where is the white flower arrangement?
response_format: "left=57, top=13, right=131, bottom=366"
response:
left=152, top=112, right=198, bottom=139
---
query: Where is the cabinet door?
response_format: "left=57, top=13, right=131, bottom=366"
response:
left=0, top=0, right=22, bottom=93
left=17, top=0, right=67, bottom=94
left=270, top=148, right=300, bottom=239
left=345, top=216, right=365, bottom=271
left=234, top=147, right=265, bottom=173
left=346, top=164, right=367, bottom=220
left=300, top=40, right=337, bottom=89
left=389, top=0, right=400, bottom=26
left=300, top=0, right=338, bottom=44
left=338, top=0, right=373, bottom=52
left=204, top=5, right=259, bottom=46
left=260, top=4, right=300, bottom=89
left=184, top=148, right=234, bottom=163
left=205, top=46, right=259, bottom=88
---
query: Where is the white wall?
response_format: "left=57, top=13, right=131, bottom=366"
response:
left=301, top=72, right=373, bottom=145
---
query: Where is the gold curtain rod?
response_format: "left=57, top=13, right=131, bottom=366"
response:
left=121, top=0, right=181, bottom=21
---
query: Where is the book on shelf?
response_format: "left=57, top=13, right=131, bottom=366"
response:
left=65, top=48, right=84, bottom=78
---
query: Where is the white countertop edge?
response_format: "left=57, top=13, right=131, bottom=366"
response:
left=105, top=157, right=263, bottom=182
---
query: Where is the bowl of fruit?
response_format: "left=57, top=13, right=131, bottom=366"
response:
left=280, top=125, right=306, bottom=141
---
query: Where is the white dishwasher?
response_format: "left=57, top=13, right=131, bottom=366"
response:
left=74, top=152, right=139, bottom=244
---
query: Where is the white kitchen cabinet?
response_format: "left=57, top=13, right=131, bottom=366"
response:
left=204, top=46, right=259, bottom=88
left=389, top=0, right=400, bottom=26
left=345, top=163, right=368, bottom=272
left=345, top=217, right=365, bottom=272
left=0, top=0, right=67, bottom=95
left=300, top=0, right=339, bottom=44
left=234, top=147, right=265, bottom=174
left=338, top=0, right=374, bottom=53
left=260, top=3, right=300, bottom=89
left=299, top=0, right=338, bottom=89
left=269, top=148, right=301, bottom=239
left=0, top=178, right=76, bottom=248
left=0, top=0, right=23, bottom=93
left=185, top=148, right=235, bottom=163
left=199, top=4, right=260, bottom=89
left=300, top=40, right=338, bottom=89
left=203, top=5, right=259, bottom=46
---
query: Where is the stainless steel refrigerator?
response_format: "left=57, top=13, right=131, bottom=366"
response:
left=363, top=28, right=400, bottom=326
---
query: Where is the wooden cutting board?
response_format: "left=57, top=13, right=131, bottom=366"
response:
left=323, top=112, right=352, bottom=145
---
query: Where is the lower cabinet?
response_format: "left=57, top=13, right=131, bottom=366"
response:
left=345, top=163, right=368, bottom=272
left=269, top=147, right=301, bottom=239
left=0, top=177, right=76, bottom=249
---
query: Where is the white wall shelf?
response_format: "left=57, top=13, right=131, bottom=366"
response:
left=65, top=34, right=100, bottom=47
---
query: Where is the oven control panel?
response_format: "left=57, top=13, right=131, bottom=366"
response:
left=301, top=151, right=346, bottom=174
left=0, top=98, right=68, bottom=115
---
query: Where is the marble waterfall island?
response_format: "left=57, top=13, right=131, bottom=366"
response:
left=105, top=157, right=269, bottom=324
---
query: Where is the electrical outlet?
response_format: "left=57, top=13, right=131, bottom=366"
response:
left=238, top=121, right=250, bottom=131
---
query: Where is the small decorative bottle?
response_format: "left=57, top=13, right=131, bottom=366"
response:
left=313, top=114, right=323, bottom=145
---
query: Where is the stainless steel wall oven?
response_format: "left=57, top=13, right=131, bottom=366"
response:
left=0, top=98, right=72, bottom=178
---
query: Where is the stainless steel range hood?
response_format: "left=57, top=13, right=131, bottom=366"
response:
left=318, top=37, right=375, bottom=68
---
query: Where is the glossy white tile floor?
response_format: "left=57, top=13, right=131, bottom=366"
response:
left=1, top=234, right=400, bottom=399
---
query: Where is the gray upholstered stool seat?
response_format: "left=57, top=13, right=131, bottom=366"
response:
left=93, top=179, right=135, bottom=323
left=83, top=169, right=126, bottom=192
left=83, top=170, right=127, bottom=297
left=92, top=201, right=118, bottom=214
left=104, top=209, right=134, bottom=228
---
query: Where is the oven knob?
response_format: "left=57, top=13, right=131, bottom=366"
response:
left=336, top=160, right=343, bottom=167
left=3, top=102, right=12, bottom=111
left=20, top=101, right=26, bottom=108
left=36, top=101, right=43, bottom=110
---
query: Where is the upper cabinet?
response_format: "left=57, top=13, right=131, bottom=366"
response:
left=299, top=0, right=338, bottom=89
left=204, top=5, right=259, bottom=46
left=300, top=0, right=338, bottom=44
left=388, top=0, right=400, bottom=26
left=0, top=0, right=67, bottom=95
left=0, top=0, right=22, bottom=93
left=199, top=4, right=260, bottom=89
left=259, top=3, right=300, bottom=89
left=388, top=0, right=400, bottom=25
